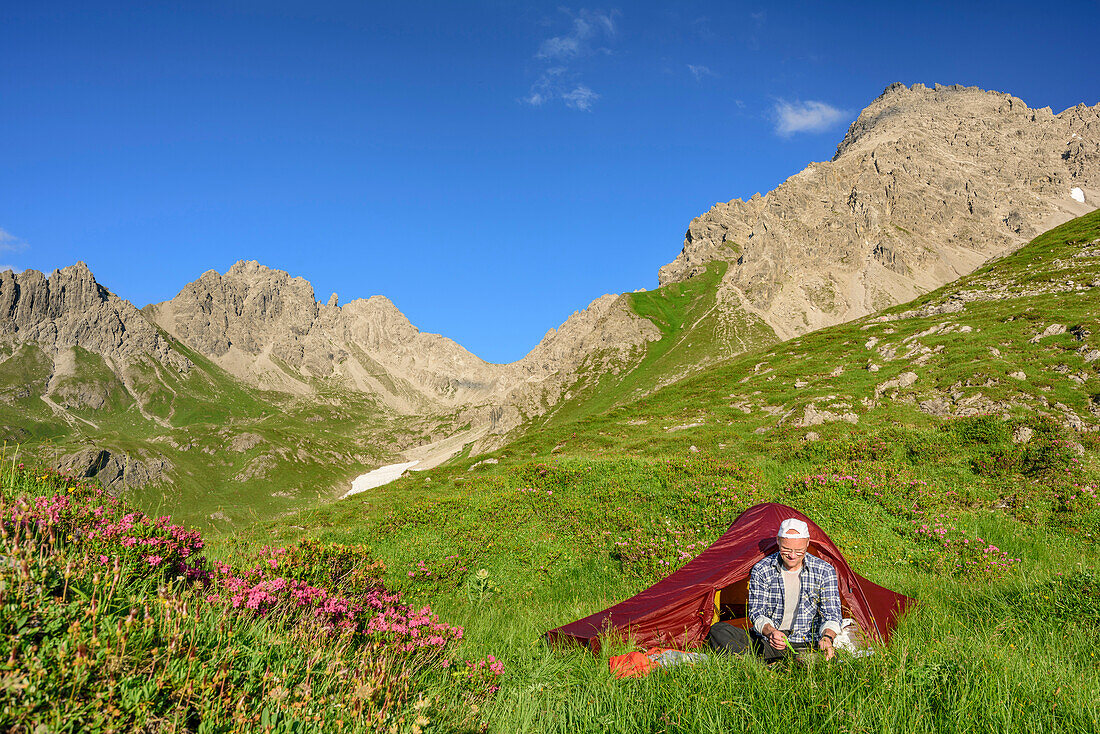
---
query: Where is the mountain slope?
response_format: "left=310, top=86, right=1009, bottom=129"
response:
left=491, top=83, right=1100, bottom=433
left=5, top=82, right=1100, bottom=528
left=659, top=83, right=1098, bottom=339
left=238, top=213, right=1100, bottom=734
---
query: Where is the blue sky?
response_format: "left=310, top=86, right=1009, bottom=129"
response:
left=3, top=1, right=1099, bottom=363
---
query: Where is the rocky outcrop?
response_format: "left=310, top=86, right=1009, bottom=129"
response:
left=54, top=447, right=171, bottom=490
left=0, top=263, right=190, bottom=372
left=658, top=83, right=1099, bottom=340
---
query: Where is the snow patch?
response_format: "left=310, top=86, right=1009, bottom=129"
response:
left=1071, top=187, right=1086, bottom=204
left=342, top=460, right=420, bottom=499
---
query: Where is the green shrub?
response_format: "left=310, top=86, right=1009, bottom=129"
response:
left=906, top=430, right=958, bottom=463
left=951, top=415, right=1010, bottom=446
left=1021, top=437, right=1079, bottom=478
left=1004, top=572, right=1100, bottom=629
left=794, top=434, right=892, bottom=464
left=970, top=445, right=1023, bottom=477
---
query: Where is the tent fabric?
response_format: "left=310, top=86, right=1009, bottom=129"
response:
left=545, top=503, right=914, bottom=652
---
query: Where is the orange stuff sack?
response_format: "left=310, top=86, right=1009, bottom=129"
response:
left=608, top=647, right=672, bottom=679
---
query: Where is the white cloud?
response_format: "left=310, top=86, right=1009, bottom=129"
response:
left=562, top=84, right=599, bottom=111
left=0, top=228, right=27, bottom=253
left=536, top=10, right=616, bottom=59
left=774, top=99, right=849, bottom=137
left=537, top=35, right=581, bottom=60
left=524, top=9, right=617, bottom=111
left=687, top=64, right=715, bottom=81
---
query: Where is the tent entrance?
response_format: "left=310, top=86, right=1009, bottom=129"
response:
left=712, top=577, right=750, bottom=628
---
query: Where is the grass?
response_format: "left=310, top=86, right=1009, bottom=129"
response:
left=6, top=212, right=1100, bottom=731
left=226, top=439, right=1100, bottom=732
left=213, top=211, right=1100, bottom=732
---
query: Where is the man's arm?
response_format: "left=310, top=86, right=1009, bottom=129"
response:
left=748, top=563, right=786, bottom=649
left=819, top=564, right=842, bottom=638
left=747, top=564, right=776, bottom=635
left=815, top=564, right=842, bottom=660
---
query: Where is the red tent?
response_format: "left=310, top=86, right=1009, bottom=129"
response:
left=545, top=503, right=913, bottom=651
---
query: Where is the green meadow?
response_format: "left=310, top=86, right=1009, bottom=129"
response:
left=5, top=212, right=1100, bottom=732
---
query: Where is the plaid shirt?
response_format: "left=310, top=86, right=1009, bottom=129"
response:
left=748, top=552, right=842, bottom=644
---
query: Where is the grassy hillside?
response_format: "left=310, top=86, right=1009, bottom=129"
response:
left=209, top=211, right=1100, bottom=732
left=0, top=462, right=498, bottom=733
left=8, top=212, right=1100, bottom=732
left=0, top=327, right=458, bottom=530
left=536, top=261, right=777, bottom=429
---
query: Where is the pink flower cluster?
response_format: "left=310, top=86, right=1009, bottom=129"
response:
left=6, top=487, right=204, bottom=571
left=912, top=513, right=1021, bottom=575
left=365, top=602, right=463, bottom=652
left=450, top=655, right=505, bottom=694
left=1056, top=483, right=1100, bottom=513
left=4, top=476, right=466, bottom=657
left=196, top=549, right=464, bottom=648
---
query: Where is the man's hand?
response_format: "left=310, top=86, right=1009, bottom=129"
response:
left=818, top=635, right=835, bottom=660
left=766, top=629, right=787, bottom=650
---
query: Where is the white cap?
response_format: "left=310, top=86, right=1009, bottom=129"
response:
left=778, top=518, right=810, bottom=539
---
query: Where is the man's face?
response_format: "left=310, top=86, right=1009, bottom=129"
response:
left=777, top=536, right=810, bottom=569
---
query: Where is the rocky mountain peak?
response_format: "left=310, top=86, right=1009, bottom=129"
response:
left=658, top=83, right=1098, bottom=341
left=147, top=261, right=319, bottom=359
left=833, top=82, right=1050, bottom=160
left=0, top=262, right=189, bottom=371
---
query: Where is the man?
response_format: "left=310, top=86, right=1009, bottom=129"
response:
left=748, top=518, right=842, bottom=662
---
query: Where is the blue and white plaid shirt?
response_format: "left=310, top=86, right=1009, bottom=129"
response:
left=748, top=552, right=842, bottom=644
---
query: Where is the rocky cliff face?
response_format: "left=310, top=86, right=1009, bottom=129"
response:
left=144, top=260, right=502, bottom=407
left=658, top=83, right=1099, bottom=340
left=0, top=262, right=190, bottom=372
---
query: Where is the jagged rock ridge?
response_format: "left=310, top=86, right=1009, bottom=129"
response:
left=144, top=260, right=661, bottom=432
left=659, top=83, right=1099, bottom=340
left=0, top=262, right=189, bottom=371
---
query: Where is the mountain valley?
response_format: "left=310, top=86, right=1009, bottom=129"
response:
left=1, top=83, right=1097, bottom=530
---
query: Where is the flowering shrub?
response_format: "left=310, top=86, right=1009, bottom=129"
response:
left=401, top=554, right=471, bottom=595
left=0, top=464, right=497, bottom=732
left=606, top=522, right=713, bottom=579
left=1021, top=437, right=1083, bottom=478
left=794, top=434, right=892, bottom=464
left=5, top=483, right=205, bottom=573
left=791, top=470, right=965, bottom=521
left=911, top=514, right=1021, bottom=577
left=444, top=655, right=505, bottom=697
left=1054, top=482, right=1100, bottom=514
